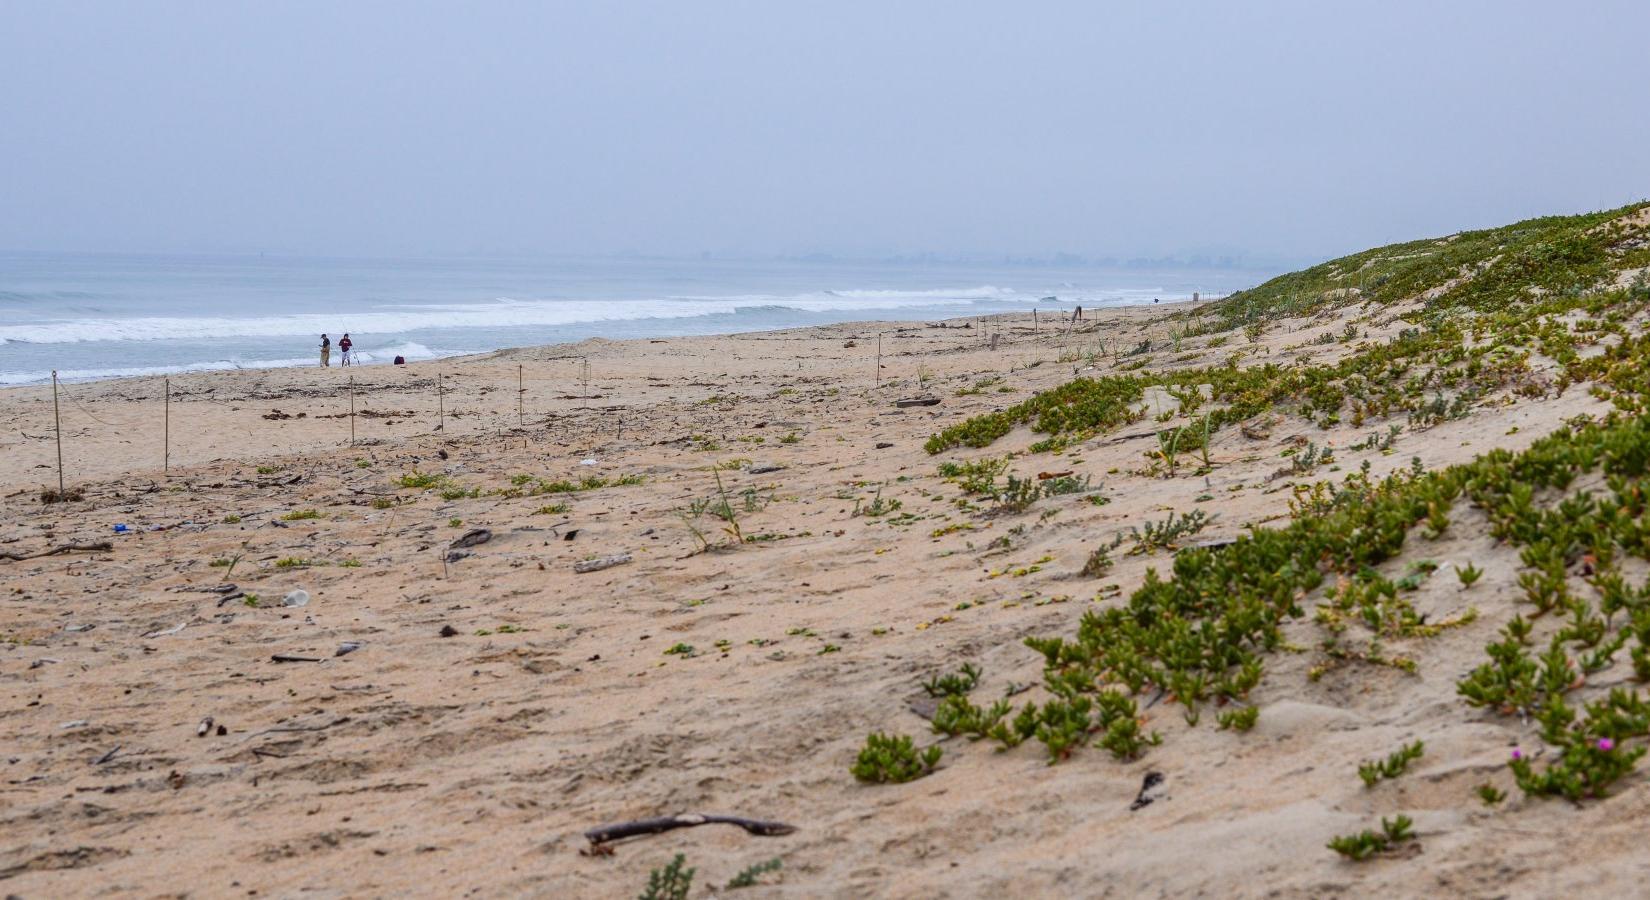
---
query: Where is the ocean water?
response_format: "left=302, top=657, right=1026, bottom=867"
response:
left=0, top=252, right=1267, bottom=386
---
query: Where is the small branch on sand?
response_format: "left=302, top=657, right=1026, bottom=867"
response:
left=583, top=813, right=797, bottom=847
left=573, top=553, right=632, bottom=574
left=1, top=541, right=113, bottom=562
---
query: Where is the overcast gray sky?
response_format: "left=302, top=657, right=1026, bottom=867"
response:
left=1, top=0, right=1645, bottom=263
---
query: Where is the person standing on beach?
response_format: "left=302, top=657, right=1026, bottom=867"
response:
left=320, top=334, right=331, bottom=367
left=339, top=333, right=353, bottom=366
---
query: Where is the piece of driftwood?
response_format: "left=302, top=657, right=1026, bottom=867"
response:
left=449, top=528, right=493, bottom=549
left=584, top=813, right=797, bottom=846
left=893, top=397, right=940, bottom=408
left=0, top=541, right=113, bottom=562
left=1129, top=772, right=1167, bottom=811
left=271, top=654, right=322, bottom=663
left=574, top=553, right=632, bottom=574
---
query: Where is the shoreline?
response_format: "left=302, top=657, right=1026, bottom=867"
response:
left=0, top=302, right=1198, bottom=488
left=0, top=294, right=1223, bottom=389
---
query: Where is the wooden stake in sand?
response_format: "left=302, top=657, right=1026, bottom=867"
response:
left=348, top=374, right=356, bottom=446
left=51, top=370, right=64, bottom=494
left=517, top=364, right=524, bottom=427
left=163, top=376, right=170, bottom=474
left=875, top=333, right=882, bottom=389
left=581, top=356, right=590, bottom=408
left=436, top=373, right=445, bottom=432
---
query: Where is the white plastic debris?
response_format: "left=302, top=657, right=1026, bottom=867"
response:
left=281, top=589, right=310, bottom=608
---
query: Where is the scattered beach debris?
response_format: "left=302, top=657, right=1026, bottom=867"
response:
left=197, top=717, right=214, bottom=737
left=1129, top=772, right=1167, bottom=811
left=874, top=442, right=894, bottom=449
left=335, top=641, right=364, bottom=657
left=583, top=813, right=798, bottom=848
left=894, top=397, right=940, bottom=408
left=143, top=622, right=187, bottom=638
left=574, top=553, right=632, bottom=574
left=64, top=623, right=95, bottom=633
left=748, top=464, right=786, bottom=475
left=271, top=653, right=322, bottom=663
left=93, top=746, right=122, bottom=766
left=39, top=486, right=85, bottom=504
left=281, top=589, right=310, bottom=608
left=439, top=624, right=459, bottom=637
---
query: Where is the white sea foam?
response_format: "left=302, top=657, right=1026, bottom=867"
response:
left=0, top=286, right=1180, bottom=345
left=0, top=342, right=463, bottom=386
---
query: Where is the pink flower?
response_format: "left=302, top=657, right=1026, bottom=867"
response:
left=1598, top=738, right=1615, bottom=752
left=1511, top=748, right=1522, bottom=760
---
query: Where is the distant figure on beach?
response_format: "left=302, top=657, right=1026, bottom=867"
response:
left=319, top=334, right=331, bottom=367
left=1073, top=305, right=1083, bottom=322
left=339, top=333, right=353, bottom=366
left=394, top=355, right=406, bottom=365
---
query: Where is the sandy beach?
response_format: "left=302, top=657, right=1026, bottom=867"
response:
left=4, top=292, right=1642, bottom=898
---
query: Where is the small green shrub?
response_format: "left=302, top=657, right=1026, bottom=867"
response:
left=1327, top=814, right=1416, bottom=860
left=1217, top=706, right=1260, bottom=732
left=638, top=853, right=694, bottom=900
left=395, top=470, right=445, bottom=489
left=725, top=857, right=782, bottom=889
left=922, top=662, right=981, bottom=697
left=1359, top=740, right=1425, bottom=787
left=851, top=733, right=941, bottom=783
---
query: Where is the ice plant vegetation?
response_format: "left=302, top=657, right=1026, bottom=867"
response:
left=851, top=733, right=941, bottom=784
left=905, top=205, right=1650, bottom=826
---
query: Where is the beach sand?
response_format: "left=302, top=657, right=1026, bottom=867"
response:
left=0, top=303, right=1633, bottom=897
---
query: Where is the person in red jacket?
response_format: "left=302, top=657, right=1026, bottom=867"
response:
left=339, top=333, right=353, bottom=366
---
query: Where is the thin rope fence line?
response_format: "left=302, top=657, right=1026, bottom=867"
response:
left=43, top=361, right=581, bottom=481
left=53, top=380, right=151, bottom=430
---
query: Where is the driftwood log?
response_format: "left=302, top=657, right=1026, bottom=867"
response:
left=584, top=813, right=797, bottom=846
left=0, top=541, right=113, bottom=562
